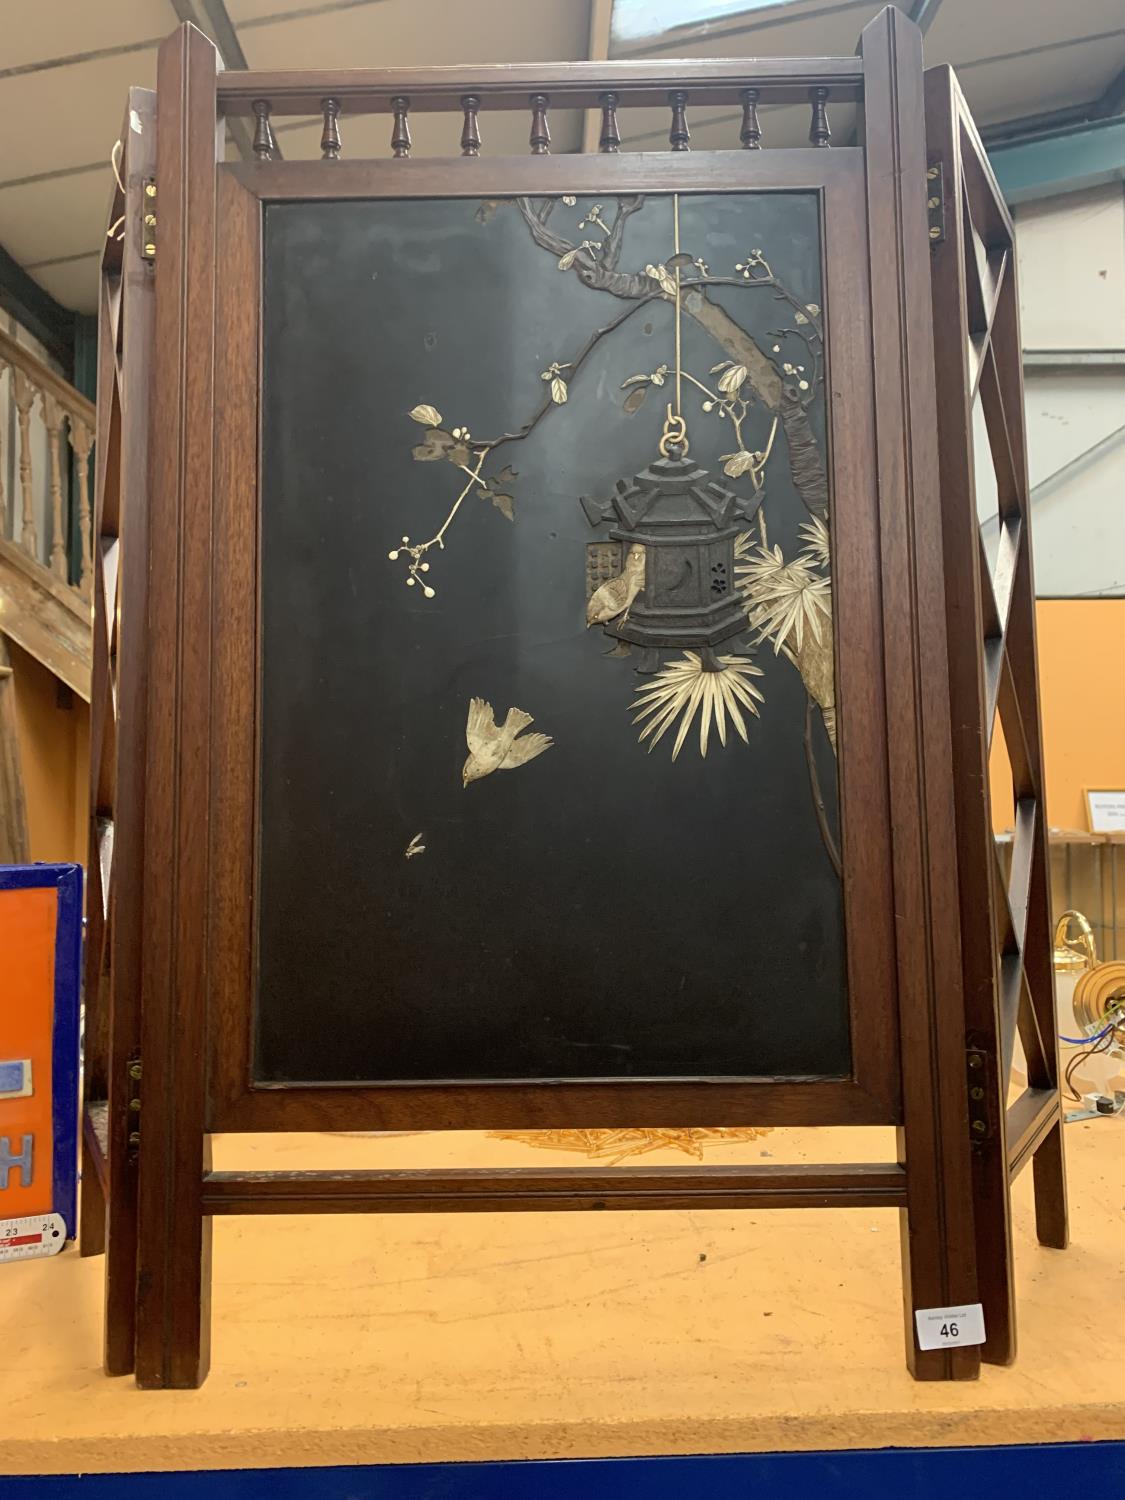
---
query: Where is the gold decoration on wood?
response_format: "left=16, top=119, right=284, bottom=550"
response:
left=586, top=542, right=645, bottom=628
left=491, top=1127, right=771, bottom=1165
left=408, top=403, right=443, bottom=426
left=631, top=651, right=764, bottom=760
left=736, top=539, right=830, bottom=655
left=381, top=195, right=839, bottom=867
left=404, top=832, right=426, bottom=859
left=462, top=697, right=553, bottom=787
left=735, top=521, right=835, bottom=750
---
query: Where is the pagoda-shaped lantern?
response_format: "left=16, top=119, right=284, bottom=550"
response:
left=581, top=448, right=758, bottom=657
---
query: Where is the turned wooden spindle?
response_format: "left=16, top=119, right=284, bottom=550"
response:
left=740, top=88, right=762, bottom=149
left=460, top=94, right=482, bottom=156
left=390, top=96, right=411, bottom=158
left=598, top=91, right=621, bottom=153
left=809, top=87, right=831, bottom=147
left=529, top=93, right=550, bottom=155
left=41, top=394, right=67, bottom=581
left=70, top=419, right=94, bottom=599
left=320, top=97, right=341, bottom=160
left=11, top=369, right=37, bottom=554
left=668, top=90, right=690, bottom=151
left=251, top=99, right=275, bottom=160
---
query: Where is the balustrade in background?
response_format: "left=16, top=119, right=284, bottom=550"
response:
left=0, top=326, right=95, bottom=604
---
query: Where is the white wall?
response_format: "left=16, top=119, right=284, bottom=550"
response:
left=1008, top=184, right=1125, bottom=598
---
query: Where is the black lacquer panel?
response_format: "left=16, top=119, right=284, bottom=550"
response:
left=256, top=191, right=847, bottom=1084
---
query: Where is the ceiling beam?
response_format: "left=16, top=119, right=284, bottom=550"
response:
left=0, top=37, right=159, bottom=81
left=168, top=0, right=266, bottom=162
left=200, top=0, right=249, bottom=69
left=982, top=57, right=1125, bottom=150
left=1092, top=64, right=1125, bottom=120
left=981, top=102, right=1093, bottom=147
left=990, top=116, right=1125, bottom=203
left=909, top=0, right=944, bottom=34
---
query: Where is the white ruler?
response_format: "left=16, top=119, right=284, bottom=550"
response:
left=0, top=1213, right=67, bottom=1263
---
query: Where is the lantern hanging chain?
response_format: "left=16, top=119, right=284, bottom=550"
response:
left=660, top=193, right=689, bottom=458
left=674, top=191, right=682, bottom=421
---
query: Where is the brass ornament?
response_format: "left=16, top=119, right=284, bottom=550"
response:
left=1053, top=910, right=1097, bottom=973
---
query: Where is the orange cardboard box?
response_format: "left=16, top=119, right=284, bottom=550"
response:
left=0, top=865, right=81, bottom=1248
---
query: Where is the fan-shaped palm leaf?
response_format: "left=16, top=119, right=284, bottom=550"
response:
left=630, top=651, right=764, bottom=760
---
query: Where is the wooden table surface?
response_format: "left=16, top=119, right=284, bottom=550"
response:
left=3, top=1118, right=1124, bottom=1474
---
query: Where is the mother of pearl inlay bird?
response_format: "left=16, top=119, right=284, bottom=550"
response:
left=586, top=542, right=646, bottom=629
left=462, top=698, right=553, bottom=787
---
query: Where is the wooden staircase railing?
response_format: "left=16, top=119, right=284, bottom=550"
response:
left=0, top=328, right=96, bottom=595
left=0, top=328, right=95, bottom=698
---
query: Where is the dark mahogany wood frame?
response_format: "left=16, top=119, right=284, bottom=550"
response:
left=924, top=65, right=1068, bottom=1366
left=81, top=6, right=1066, bottom=1391
left=212, top=148, right=896, bottom=1136
left=81, top=84, right=157, bottom=1381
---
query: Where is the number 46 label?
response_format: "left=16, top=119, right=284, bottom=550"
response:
left=914, top=1303, right=986, bottom=1351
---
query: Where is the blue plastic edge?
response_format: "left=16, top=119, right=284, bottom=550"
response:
left=5, top=1441, right=1125, bottom=1497
left=0, top=862, right=83, bottom=1239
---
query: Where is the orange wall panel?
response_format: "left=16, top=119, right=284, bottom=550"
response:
left=990, top=599, right=1125, bottom=832
left=7, top=639, right=88, bottom=864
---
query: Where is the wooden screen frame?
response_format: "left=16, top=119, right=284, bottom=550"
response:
left=96, top=6, right=1035, bottom=1389
left=925, top=64, right=1068, bottom=1367
left=206, top=150, right=898, bottom=1135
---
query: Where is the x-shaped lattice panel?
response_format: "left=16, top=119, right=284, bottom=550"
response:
left=956, top=126, right=1056, bottom=1102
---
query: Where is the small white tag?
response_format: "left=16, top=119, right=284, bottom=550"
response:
left=0, top=1213, right=67, bottom=1263
left=914, top=1302, right=985, bottom=1350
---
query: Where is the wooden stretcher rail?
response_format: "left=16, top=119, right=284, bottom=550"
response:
left=202, top=1163, right=907, bottom=1214
left=1006, top=1088, right=1061, bottom=1182
left=215, top=58, right=866, bottom=115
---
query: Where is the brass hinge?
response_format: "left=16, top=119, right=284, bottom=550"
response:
left=141, top=179, right=156, bottom=261
left=966, top=1044, right=991, bottom=1145
left=125, top=1053, right=142, bottom=1159
left=926, top=159, right=946, bottom=246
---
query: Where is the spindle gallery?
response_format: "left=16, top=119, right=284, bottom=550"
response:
left=81, top=5, right=1065, bottom=1392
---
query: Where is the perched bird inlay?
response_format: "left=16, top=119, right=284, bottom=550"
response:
left=586, top=542, right=646, bottom=628
left=462, top=698, right=553, bottom=787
